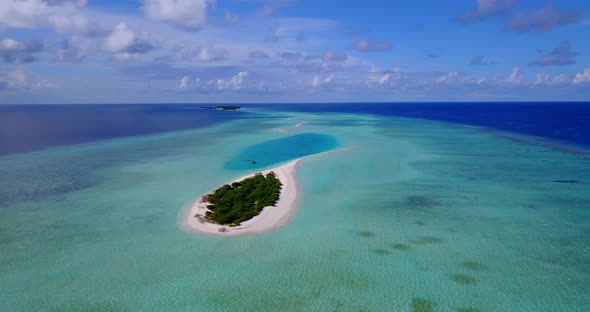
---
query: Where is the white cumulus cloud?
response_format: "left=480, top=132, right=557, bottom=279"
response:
left=178, top=72, right=252, bottom=92
left=0, top=37, right=43, bottom=63
left=0, top=67, right=28, bottom=90
left=141, top=0, right=214, bottom=30
left=573, top=68, right=590, bottom=85
left=179, top=76, right=190, bottom=90
left=104, top=23, right=154, bottom=61
left=436, top=71, right=460, bottom=84
left=311, top=74, right=334, bottom=88
left=534, top=73, right=570, bottom=86
left=0, top=0, right=100, bottom=35
left=218, top=71, right=248, bottom=90
left=505, top=66, right=526, bottom=86
left=377, top=74, right=391, bottom=85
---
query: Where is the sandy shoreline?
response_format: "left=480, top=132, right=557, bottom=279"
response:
left=181, top=158, right=303, bottom=236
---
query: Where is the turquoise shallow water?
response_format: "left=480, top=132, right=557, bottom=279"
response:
left=1, top=111, right=589, bottom=311
left=224, top=133, right=339, bottom=171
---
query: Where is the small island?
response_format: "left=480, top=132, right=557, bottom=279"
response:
left=183, top=159, right=302, bottom=236
left=200, top=172, right=282, bottom=226
left=201, top=106, right=242, bottom=111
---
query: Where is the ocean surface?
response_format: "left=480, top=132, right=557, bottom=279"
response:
left=1, top=103, right=589, bottom=311
left=225, top=133, right=339, bottom=171
left=255, top=102, right=590, bottom=148
left=0, top=104, right=249, bottom=156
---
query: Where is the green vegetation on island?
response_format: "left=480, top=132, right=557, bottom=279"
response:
left=202, top=172, right=282, bottom=226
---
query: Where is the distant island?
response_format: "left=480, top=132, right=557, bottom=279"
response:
left=201, top=106, right=242, bottom=111
left=199, top=172, right=282, bottom=227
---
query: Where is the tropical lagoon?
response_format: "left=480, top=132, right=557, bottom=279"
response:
left=1, top=104, right=589, bottom=311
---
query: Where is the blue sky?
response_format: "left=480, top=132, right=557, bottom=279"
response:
left=0, top=0, right=589, bottom=104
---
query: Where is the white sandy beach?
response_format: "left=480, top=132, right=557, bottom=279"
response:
left=182, top=158, right=302, bottom=236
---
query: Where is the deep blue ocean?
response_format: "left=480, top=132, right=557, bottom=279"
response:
left=1, top=102, right=589, bottom=156
left=254, top=102, right=590, bottom=149
left=0, top=104, right=248, bottom=156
